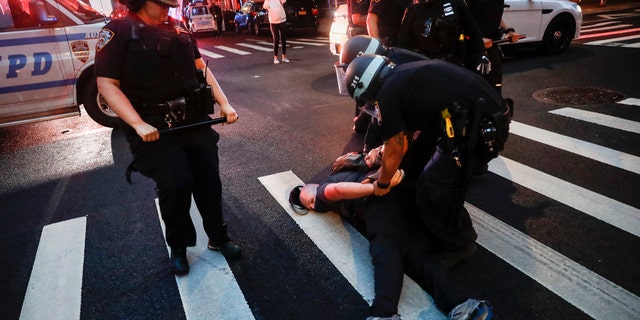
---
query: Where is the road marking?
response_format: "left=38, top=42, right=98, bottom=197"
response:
left=489, top=156, right=640, bottom=238
left=199, top=48, right=224, bottom=59
left=214, top=45, right=251, bottom=55
left=258, top=171, right=446, bottom=320
left=619, top=98, right=640, bottom=106
left=509, top=121, right=640, bottom=175
left=20, top=217, right=86, bottom=320
left=237, top=43, right=273, bottom=52
left=286, top=40, right=327, bottom=46
left=577, top=27, right=640, bottom=40
left=581, top=23, right=633, bottom=33
left=155, top=199, right=255, bottom=320
left=469, top=202, right=640, bottom=320
left=584, top=33, right=640, bottom=46
left=549, top=107, right=640, bottom=134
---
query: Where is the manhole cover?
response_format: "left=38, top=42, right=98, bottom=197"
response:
left=533, top=87, right=625, bottom=105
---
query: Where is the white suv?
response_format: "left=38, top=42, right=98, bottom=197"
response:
left=329, top=0, right=582, bottom=56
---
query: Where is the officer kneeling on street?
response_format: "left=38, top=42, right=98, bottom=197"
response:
left=95, top=0, right=241, bottom=275
left=344, top=54, right=512, bottom=267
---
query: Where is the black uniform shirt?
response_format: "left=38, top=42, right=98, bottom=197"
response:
left=372, top=59, right=507, bottom=143
left=397, top=0, right=484, bottom=66
left=368, top=0, right=411, bottom=46
left=468, top=0, right=505, bottom=40
left=94, top=14, right=201, bottom=104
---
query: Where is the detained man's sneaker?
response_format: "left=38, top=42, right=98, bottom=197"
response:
left=449, top=299, right=493, bottom=320
left=170, top=247, right=189, bottom=275
left=208, top=241, right=242, bottom=259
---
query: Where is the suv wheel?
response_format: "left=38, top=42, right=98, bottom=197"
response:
left=540, top=15, right=574, bottom=54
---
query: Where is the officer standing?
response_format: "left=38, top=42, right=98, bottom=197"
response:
left=94, top=0, right=241, bottom=275
left=345, top=54, right=511, bottom=266
left=366, top=0, right=411, bottom=47
left=467, top=0, right=520, bottom=94
left=396, top=0, right=486, bottom=71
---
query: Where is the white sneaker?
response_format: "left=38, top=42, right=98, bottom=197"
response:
left=282, top=58, right=290, bottom=63
left=274, top=59, right=280, bottom=64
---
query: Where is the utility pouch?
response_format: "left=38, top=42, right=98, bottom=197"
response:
left=165, top=97, right=189, bottom=124
left=190, top=69, right=215, bottom=115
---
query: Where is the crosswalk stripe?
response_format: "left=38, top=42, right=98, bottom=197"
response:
left=549, top=107, right=640, bottom=134
left=619, top=98, right=640, bottom=106
left=237, top=43, right=273, bottom=52
left=489, top=156, right=640, bottom=237
left=258, top=171, right=446, bottom=320
left=155, top=199, right=255, bottom=320
left=199, top=48, right=224, bottom=59
left=581, top=23, right=633, bottom=33
left=19, top=217, right=86, bottom=320
left=214, top=45, right=251, bottom=55
left=577, top=27, right=640, bottom=40
left=287, top=40, right=327, bottom=46
left=509, top=121, right=640, bottom=175
left=468, top=202, right=640, bottom=320
left=584, top=33, right=640, bottom=45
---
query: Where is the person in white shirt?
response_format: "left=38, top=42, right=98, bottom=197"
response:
left=263, top=0, right=289, bottom=63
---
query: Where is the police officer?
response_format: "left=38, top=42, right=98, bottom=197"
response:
left=367, top=0, right=411, bottom=47
left=396, top=0, right=486, bottom=71
left=345, top=54, right=511, bottom=266
left=341, top=35, right=429, bottom=149
left=94, top=0, right=241, bottom=275
left=348, top=0, right=370, bottom=37
left=467, top=0, right=520, bottom=94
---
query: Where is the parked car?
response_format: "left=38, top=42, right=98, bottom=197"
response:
left=235, top=0, right=319, bottom=36
left=329, top=0, right=582, bottom=56
left=184, top=3, right=218, bottom=36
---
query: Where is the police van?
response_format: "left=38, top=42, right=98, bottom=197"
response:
left=0, top=0, right=119, bottom=127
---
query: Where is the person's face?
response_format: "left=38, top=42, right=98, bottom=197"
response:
left=146, top=0, right=172, bottom=22
left=364, top=146, right=383, bottom=168
left=299, top=184, right=318, bottom=211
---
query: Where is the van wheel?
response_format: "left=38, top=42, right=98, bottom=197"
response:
left=81, top=76, right=120, bottom=128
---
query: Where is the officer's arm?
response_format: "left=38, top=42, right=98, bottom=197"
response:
left=366, top=12, right=380, bottom=39
left=96, top=76, right=159, bottom=142
left=374, top=131, right=408, bottom=196
left=195, top=58, right=238, bottom=124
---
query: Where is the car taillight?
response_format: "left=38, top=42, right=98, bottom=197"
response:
left=312, top=8, right=318, bottom=15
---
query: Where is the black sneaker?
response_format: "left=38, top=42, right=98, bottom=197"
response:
left=208, top=241, right=242, bottom=259
left=170, top=248, right=189, bottom=275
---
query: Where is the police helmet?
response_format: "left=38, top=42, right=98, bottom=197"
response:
left=340, top=35, right=385, bottom=65
left=345, top=54, right=392, bottom=101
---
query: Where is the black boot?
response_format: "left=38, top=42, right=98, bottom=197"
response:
left=170, top=247, right=189, bottom=275
left=207, top=224, right=242, bottom=259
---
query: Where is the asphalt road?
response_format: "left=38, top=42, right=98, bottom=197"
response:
left=1, top=6, right=639, bottom=320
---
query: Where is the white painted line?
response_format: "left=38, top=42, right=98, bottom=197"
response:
left=156, top=199, right=254, bottom=320
left=296, top=38, right=330, bottom=43
left=286, top=40, right=327, bottom=46
left=489, top=156, right=640, bottom=238
left=509, top=121, right=640, bottom=175
left=469, top=202, right=640, bottom=320
left=20, top=217, right=86, bottom=320
left=580, top=24, right=632, bottom=33
left=214, top=45, right=251, bottom=55
left=258, top=171, right=446, bottom=320
left=581, top=21, right=620, bottom=29
left=549, top=107, right=640, bottom=134
left=198, top=48, right=225, bottom=59
left=618, top=98, right=640, bottom=106
left=584, top=33, right=640, bottom=45
left=236, top=43, right=273, bottom=52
